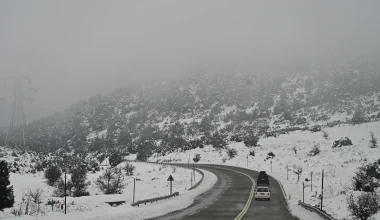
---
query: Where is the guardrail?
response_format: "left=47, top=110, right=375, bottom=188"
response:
left=298, top=201, right=337, bottom=220
left=131, top=192, right=180, bottom=207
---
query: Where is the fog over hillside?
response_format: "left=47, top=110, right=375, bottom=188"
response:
left=1, top=1, right=380, bottom=126
left=2, top=1, right=380, bottom=220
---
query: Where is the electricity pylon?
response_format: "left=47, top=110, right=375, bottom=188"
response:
left=1, top=76, right=36, bottom=147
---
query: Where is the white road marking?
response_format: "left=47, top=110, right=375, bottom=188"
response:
left=201, top=165, right=256, bottom=220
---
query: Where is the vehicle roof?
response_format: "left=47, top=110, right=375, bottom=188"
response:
left=256, top=186, right=269, bottom=188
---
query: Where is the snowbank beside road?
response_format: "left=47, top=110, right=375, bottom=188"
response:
left=0, top=168, right=216, bottom=220
left=153, top=121, right=380, bottom=220
left=0, top=160, right=218, bottom=220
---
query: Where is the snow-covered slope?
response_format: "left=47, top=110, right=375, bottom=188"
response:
left=9, top=63, right=380, bottom=153
left=0, top=158, right=219, bottom=220
left=152, top=121, right=380, bottom=220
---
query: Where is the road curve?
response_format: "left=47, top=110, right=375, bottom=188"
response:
left=151, top=164, right=297, bottom=220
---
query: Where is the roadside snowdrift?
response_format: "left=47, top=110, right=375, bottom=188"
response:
left=0, top=160, right=218, bottom=220
left=153, top=121, right=380, bottom=220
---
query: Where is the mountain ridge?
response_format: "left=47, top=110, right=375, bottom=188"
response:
left=2, top=61, right=380, bottom=154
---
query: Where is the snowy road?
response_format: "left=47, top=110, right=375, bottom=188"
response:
left=152, top=164, right=295, bottom=220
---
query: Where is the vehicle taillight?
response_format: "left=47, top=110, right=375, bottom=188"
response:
left=268, top=192, right=270, bottom=195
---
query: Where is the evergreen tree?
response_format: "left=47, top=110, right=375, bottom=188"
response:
left=89, top=136, right=105, bottom=152
left=136, top=141, right=154, bottom=161
left=352, top=106, right=366, bottom=125
left=70, top=165, right=89, bottom=197
left=369, top=132, right=378, bottom=148
left=96, top=167, right=125, bottom=194
left=273, top=91, right=288, bottom=115
left=209, top=131, right=227, bottom=150
left=117, top=129, right=133, bottom=153
left=44, top=165, right=62, bottom=186
left=0, top=160, right=14, bottom=211
left=109, top=152, right=123, bottom=167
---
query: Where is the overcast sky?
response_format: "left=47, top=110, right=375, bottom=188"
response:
left=1, top=0, right=380, bottom=126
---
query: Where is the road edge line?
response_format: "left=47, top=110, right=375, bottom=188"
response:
left=201, top=165, right=255, bottom=220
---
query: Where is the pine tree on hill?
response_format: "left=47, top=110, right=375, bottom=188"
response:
left=352, top=106, right=366, bottom=125
left=0, top=160, right=15, bottom=211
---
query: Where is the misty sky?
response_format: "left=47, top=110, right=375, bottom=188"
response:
left=1, top=0, right=380, bottom=126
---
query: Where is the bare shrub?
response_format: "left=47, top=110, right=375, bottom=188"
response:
left=11, top=207, right=22, bottom=216
left=123, top=163, right=135, bottom=176
left=249, top=150, right=255, bottom=157
left=332, top=137, right=353, bottom=148
left=26, top=188, right=43, bottom=215
left=308, top=144, right=321, bottom=156
left=226, top=148, right=238, bottom=159
left=293, top=165, right=303, bottom=182
left=265, top=151, right=275, bottom=160
left=347, top=192, right=380, bottom=220
left=193, top=154, right=201, bottom=163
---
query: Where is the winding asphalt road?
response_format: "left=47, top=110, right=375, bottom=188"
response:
left=151, top=164, right=297, bottom=220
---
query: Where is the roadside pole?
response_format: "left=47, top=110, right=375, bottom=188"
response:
left=303, top=181, right=305, bottom=203
left=170, top=180, right=172, bottom=195
left=310, top=172, right=313, bottom=192
left=270, top=160, right=273, bottom=172
left=321, top=169, right=324, bottom=211
left=167, top=175, right=174, bottom=195
left=168, top=175, right=174, bottom=195
left=247, top=156, right=248, bottom=167
left=64, top=169, right=67, bottom=214
left=286, top=165, right=289, bottom=180
left=193, top=163, right=195, bottom=182
left=133, top=178, right=136, bottom=203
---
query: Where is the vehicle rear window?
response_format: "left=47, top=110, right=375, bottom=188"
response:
left=257, top=187, right=269, bottom=192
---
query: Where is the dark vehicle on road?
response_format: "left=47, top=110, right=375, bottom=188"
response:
left=257, top=171, right=270, bottom=185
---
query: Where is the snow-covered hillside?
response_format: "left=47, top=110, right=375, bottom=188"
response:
left=0, top=154, right=218, bottom=220
left=5, top=64, right=380, bottom=153
left=152, top=121, right=380, bottom=220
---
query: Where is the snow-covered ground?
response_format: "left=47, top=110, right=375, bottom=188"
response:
left=0, top=158, right=217, bottom=220
left=153, top=121, right=380, bottom=220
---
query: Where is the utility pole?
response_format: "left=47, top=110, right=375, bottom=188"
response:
left=64, top=169, right=67, bottom=214
left=1, top=76, right=36, bottom=147
left=321, top=169, right=324, bottom=211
